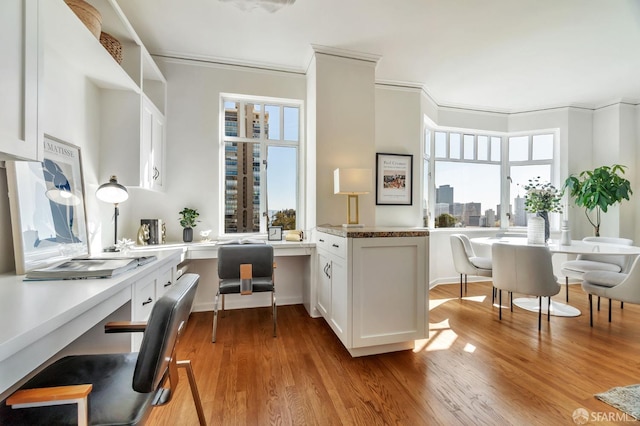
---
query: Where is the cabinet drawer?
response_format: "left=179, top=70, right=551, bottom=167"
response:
left=155, top=266, right=174, bottom=298
left=317, top=233, right=346, bottom=259
left=134, top=278, right=156, bottom=321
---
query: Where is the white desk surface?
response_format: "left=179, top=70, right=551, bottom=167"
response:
left=132, top=240, right=315, bottom=259
left=0, top=249, right=183, bottom=396
left=471, top=237, right=640, bottom=256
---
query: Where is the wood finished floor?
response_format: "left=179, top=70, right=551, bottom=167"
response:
left=148, top=282, right=640, bottom=425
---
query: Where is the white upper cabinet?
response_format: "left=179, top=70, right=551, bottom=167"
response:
left=0, top=0, right=41, bottom=161
left=42, top=0, right=167, bottom=190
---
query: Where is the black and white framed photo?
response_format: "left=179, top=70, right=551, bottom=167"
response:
left=7, top=136, right=89, bottom=274
left=375, top=153, right=413, bottom=205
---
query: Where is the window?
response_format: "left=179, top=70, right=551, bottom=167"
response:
left=508, top=133, right=555, bottom=227
left=424, top=124, right=557, bottom=230
left=221, top=95, right=302, bottom=235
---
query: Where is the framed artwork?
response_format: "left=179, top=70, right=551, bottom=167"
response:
left=7, top=136, right=89, bottom=274
left=376, top=153, right=413, bottom=205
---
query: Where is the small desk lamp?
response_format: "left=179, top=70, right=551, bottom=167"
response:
left=334, top=168, right=372, bottom=227
left=96, top=175, right=129, bottom=251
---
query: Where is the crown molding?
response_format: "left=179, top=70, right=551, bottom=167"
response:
left=151, top=49, right=640, bottom=115
left=151, top=50, right=306, bottom=75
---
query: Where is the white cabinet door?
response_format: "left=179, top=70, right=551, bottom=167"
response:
left=141, top=97, right=165, bottom=191
left=150, top=109, right=165, bottom=190
left=0, top=0, right=40, bottom=161
left=329, top=256, right=348, bottom=345
left=316, top=250, right=331, bottom=318
left=351, top=237, right=427, bottom=348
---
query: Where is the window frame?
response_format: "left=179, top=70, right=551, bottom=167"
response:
left=220, top=93, right=304, bottom=237
left=423, top=119, right=559, bottom=230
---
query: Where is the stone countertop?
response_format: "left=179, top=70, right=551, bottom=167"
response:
left=316, top=226, right=429, bottom=238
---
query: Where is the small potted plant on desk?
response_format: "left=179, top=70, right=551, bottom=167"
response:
left=179, top=207, right=200, bottom=242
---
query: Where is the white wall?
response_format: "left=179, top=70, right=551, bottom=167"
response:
left=118, top=57, right=307, bottom=243
left=311, top=53, right=376, bottom=227
left=374, top=85, right=423, bottom=226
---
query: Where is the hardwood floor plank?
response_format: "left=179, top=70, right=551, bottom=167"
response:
left=148, top=283, right=640, bottom=425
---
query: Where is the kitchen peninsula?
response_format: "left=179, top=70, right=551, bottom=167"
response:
left=315, top=226, right=429, bottom=357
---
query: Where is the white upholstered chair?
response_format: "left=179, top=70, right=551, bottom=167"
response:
left=450, top=234, right=492, bottom=298
left=560, top=236, right=633, bottom=303
left=492, top=242, right=560, bottom=330
left=582, top=256, right=640, bottom=326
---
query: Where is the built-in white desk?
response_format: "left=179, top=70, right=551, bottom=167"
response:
left=0, top=249, right=184, bottom=398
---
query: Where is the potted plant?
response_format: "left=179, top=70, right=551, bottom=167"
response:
left=563, top=164, right=632, bottom=236
left=523, top=178, right=563, bottom=242
left=179, top=207, right=200, bottom=242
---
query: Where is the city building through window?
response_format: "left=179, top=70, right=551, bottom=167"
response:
left=221, top=95, right=302, bottom=235
left=423, top=124, right=557, bottom=229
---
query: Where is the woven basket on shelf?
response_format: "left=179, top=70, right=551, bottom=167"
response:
left=64, top=0, right=102, bottom=39
left=100, top=32, right=123, bottom=64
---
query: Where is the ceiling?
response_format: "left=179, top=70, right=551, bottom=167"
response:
left=119, top=0, right=640, bottom=113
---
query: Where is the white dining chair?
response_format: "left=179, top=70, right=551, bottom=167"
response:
left=492, top=242, right=560, bottom=330
left=450, top=234, right=492, bottom=299
left=582, top=256, right=640, bottom=326
left=560, top=236, right=633, bottom=303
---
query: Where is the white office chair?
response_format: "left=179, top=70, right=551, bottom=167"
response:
left=582, top=256, right=640, bottom=326
left=450, top=234, right=492, bottom=299
left=560, top=236, right=633, bottom=303
left=492, top=242, right=560, bottom=330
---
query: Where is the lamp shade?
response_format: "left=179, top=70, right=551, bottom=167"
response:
left=334, top=168, right=372, bottom=195
left=96, top=175, right=129, bottom=204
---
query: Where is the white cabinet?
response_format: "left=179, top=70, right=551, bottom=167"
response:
left=351, top=237, right=427, bottom=348
left=39, top=0, right=167, bottom=190
left=316, top=250, right=331, bottom=317
left=142, top=97, right=165, bottom=191
left=315, top=229, right=429, bottom=357
left=130, top=261, right=177, bottom=350
left=0, top=0, right=41, bottom=161
left=316, top=234, right=349, bottom=345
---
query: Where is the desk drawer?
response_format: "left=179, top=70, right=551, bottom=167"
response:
left=155, top=265, right=174, bottom=298
left=133, top=277, right=156, bottom=321
left=317, top=232, right=346, bottom=259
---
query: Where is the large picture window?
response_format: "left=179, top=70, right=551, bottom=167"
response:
left=424, top=124, right=557, bottom=230
left=221, top=95, right=302, bottom=235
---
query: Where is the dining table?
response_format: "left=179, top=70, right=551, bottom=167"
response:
left=470, top=236, right=640, bottom=317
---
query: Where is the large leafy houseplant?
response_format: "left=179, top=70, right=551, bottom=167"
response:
left=563, top=164, right=632, bottom=236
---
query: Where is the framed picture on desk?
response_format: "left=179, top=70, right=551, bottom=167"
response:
left=375, top=153, right=413, bottom=205
left=6, top=136, right=89, bottom=274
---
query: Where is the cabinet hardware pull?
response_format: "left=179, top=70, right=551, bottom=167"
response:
left=142, top=297, right=153, bottom=306
left=332, top=244, right=339, bottom=248
left=319, top=238, right=325, bottom=242
left=326, top=263, right=331, bottom=279
left=164, top=281, right=172, bottom=287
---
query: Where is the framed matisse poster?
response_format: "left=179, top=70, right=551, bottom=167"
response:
left=375, top=153, right=413, bottom=205
left=7, top=136, right=89, bottom=274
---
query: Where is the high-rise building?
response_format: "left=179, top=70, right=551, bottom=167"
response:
left=224, top=104, right=268, bottom=233
left=514, top=195, right=527, bottom=226
left=436, top=185, right=454, bottom=213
